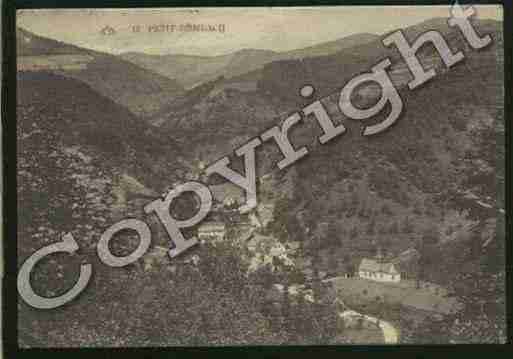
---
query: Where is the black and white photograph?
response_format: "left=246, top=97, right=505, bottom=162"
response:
left=9, top=3, right=506, bottom=348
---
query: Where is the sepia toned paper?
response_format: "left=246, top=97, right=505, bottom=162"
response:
left=15, top=5, right=504, bottom=347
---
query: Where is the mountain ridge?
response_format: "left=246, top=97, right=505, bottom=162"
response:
left=17, top=27, right=185, bottom=117
left=120, top=33, right=380, bottom=88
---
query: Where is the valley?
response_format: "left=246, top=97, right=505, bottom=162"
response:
left=15, top=11, right=505, bottom=346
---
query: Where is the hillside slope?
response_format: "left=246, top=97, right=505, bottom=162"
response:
left=120, top=33, right=379, bottom=88
left=256, top=18, right=502, bottom=101
left=17, top=71, right=199, bottom=345
left=17, top=27, right=184, bottom=116
left=148, top=16, right=504, bottom=290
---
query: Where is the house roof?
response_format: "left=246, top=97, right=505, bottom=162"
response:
left=247, top=234, right=280, bottom=251
left=119, top=173, right=158, bottom=198
left=359, top=258, right=399, bottom=275
left=209, top=183, right=244, bottom=203
left=286, top=241, right=301, bottom=251
left=198, top=222, right=226, bottom=232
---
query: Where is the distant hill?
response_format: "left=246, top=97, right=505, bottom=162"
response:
left=120, top=33, right=379, bottom=88
left=17, top=27, right=85, bottom=56
left=17, top=27, right=184, bottom=116
left=284, top=33, right=379, bottom=59
left=151, top=18, right=501, bottom=139
left=255, top=18, right=502, bottom=101
left=149, top=17, right=503, bottom=240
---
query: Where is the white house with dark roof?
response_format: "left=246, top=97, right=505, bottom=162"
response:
left=358, top=258, right=401, bottom=283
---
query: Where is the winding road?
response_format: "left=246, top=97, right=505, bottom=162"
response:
left=323, top=276, right=399, bottom=343
left=339, top=309, right=399, bottom=344
left=274, top=281, right=399, bottom=344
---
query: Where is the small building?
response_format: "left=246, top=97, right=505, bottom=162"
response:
left=358, top=258, right=401, bottom=283
left=286, top=241, right=301, bottom=252
left=246, top=234, right=294, bottom=272
left=209, top=183, right=244, bottom=208
left=197, top=222, right=226, bottom=241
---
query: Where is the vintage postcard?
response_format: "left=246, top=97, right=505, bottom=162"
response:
left=14, top=5, right=504, bottom=347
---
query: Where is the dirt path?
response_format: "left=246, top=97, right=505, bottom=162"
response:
left=339, top=309, right=399, bottom=344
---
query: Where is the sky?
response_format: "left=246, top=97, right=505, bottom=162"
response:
left=17, top=5, right=502, bottom=57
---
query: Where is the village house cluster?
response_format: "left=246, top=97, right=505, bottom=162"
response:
left=17, top=3, right=492, bottom=310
